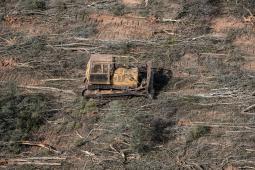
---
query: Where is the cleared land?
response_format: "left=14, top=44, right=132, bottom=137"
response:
left=1, top=0, right=255, bottom=169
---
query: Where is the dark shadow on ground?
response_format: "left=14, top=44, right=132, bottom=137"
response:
left=153, top=68, right=172, bottom=98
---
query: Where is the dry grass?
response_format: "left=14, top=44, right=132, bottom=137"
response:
left=1, top=0, right=255, bottom=169
left=4, top=15, right=52, bottom=36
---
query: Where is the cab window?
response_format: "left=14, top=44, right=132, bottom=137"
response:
left=92, top=64, right=102, bottom=73
left=91, top=64, right=109, bottom=74
left=103, top=64, right=108, bottom=73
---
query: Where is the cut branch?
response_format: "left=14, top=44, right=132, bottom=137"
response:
left=20, top=141, right=61, bottom=154
left=0, top=157, right=66, bottom=166
left=243, top=104, right=255, bottom=112
left=18, top=85, right=76, bottom=95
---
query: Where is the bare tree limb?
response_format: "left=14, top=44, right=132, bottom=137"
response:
left=20, top=141, right=61, bottom=154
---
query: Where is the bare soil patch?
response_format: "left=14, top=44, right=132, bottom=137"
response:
left=0, top=58, right=17, bottom=69
left=211, top=17, right=246, bottom=33
left=172, top=53, right=205, bottom=78
left=4, top=15, right=52, bottom=36
left=89, top=13, right=176, bottom=40
left=0, top=72, right=41, bottom=85
left=89, top=14, right=154, bottom=40
left=242, top=57, right=255, bottom=71
left=234, top=35, right=255, bottom=56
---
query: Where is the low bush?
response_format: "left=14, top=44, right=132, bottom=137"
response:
left=187, top=125, right=210, bottom=142
left=72, top=97, right=98, bottom=116
left=21, top=0, right=47, bottom=10
left=55, top=0, right=67, bottom=11
left=112, top=4, right=126, bottom=16
left=72, top=24, right=98, bottom=38
left=131, top=113, right=172, bottom=153
left=0, top=82, right=53, bottom=153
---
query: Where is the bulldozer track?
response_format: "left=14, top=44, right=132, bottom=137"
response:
left=87, top=84, right=131, bottom=90
left=83, top=90, right=147, bottom=99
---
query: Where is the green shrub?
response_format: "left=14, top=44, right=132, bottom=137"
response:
left=0, top=82, right=52, bottom=152
left=187, top=125, right=210, bottom=142
left=82, top=99, right=97, bottom=113
left=66, top=121, right=76, bottom=131
left=72, top=24, right=98, bottom=38
left=20, top=36, right=46, bottom=58
left=131, top=120, right=151, bottom=153
left=74, top=138, right=87, bottom=147
left=16, top=95, right=47, bottom=133
left=112, top=4, right=126, bottom=16
left=166, top=37, right=176, bottom=45
left=130, top=112, right=157, bottom=153
left=22, top=0, right=47, bottom=10
left=55, top=0, right=67, bottom=11
left=72, top=98, right=98, bottom=116
left=139, top=9, right=150, bottom=17
left=182, top=95, right=202, bottom=104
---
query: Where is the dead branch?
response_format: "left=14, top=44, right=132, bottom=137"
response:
left=232, top=160, right=255, bottom=164
left=81, top=150, right=96, bottom=157
left=76, top=131, right=84, bottom=139
left=191, top=122, right=255, bottom=129
left=20, top=141, right=60, bottom=154
left=241, top=112, right=255, bottom=115
left=83, top=128, right=113, bottom=141
left=145, top=0, right=148, bottom=7
left=49, top=47, right=89, bottom=52
left=93, top=148, right=120, bottom=154
left=239, top=166, right=255, bottom=169
left=200, top=53, right=227, bottom=56
left=87, top=0, right=115, bottom=7
left=84, top=128, right=96, bottom=141
left=47, top=118, right=65, bottom=125
left=16, top=63, right=34, bottom=68
left=51, top=43, right=93, bottom=47
left=243, top=6, right=254, bottom=17
left=25, top=157, right=66, bottom=160
left=140, top=103, right=158, bottom=108
left=0, top=37, right=14, bottom=45
left=207, top=142, right=231, bottom=147
left=109, top=144, right=125, bottom=160
left=160, top=18, right=181, bottom=22
left=196, top=102, right=242, bottom=107
left=162, top=30, right=175, bottom=35
left=18, top=85, right=76, bottom=95
left=7, top=161, right=61, bottom=166
left=70, top=37, right=159, bottom=45
left=243, top=104, right=255, bottom=113
left=246, top=149, right=255, bottom=152
left=225, top=130, right=253, bottom=133
left=41, top=78, right=77, bottom=82
left=0, top=157, right=65, bottom=166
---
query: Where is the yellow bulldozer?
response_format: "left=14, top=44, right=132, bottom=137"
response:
left=82, top=54, right=156, bottom=98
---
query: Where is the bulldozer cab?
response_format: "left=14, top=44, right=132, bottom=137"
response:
left=86, top=55, right=113, bottom=85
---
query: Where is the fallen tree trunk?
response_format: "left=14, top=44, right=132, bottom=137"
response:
left=18, top=85, right=76, bottom=95
left=242, top=104, right=255, bottom=113
left=20, top=141, right=61, bottom=154
left=0, top=157, right=66, bottom=166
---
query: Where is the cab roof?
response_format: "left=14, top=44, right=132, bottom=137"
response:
left=89, top=54, right=138, bottom=64
left=90, top=54, right=113, bottom=63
